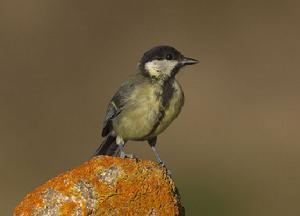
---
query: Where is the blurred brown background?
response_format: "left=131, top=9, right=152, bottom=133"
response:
left=1, top=0, right=300, bottom=215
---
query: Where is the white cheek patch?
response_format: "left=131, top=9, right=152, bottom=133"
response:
left=145, top=60, right=178, bottom=77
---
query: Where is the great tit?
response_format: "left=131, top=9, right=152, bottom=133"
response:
left=94, top=45, right=198, bottom=164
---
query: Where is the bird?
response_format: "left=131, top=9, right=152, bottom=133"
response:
left=94, top=45, right=198, bottom=164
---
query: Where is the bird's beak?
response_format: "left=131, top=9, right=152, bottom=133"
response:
left=181, top=56, right=199, bottom=66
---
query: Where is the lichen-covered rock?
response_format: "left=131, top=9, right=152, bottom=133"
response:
left=14, top=156, right=184, bottom=216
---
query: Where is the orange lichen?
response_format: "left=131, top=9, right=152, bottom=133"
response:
left=60, top=202, right=78, bottom=215
left=14, top=156, right=184, bottom=216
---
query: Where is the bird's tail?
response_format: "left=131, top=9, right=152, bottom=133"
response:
left=94, top=136, right=120, bottom=156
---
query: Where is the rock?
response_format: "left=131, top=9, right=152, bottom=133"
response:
left=14, top=156, right=184, bottom=216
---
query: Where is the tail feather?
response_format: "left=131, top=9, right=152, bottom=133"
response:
left=94, top=136, right=120, bottom=156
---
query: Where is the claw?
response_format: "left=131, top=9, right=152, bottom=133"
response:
left=166, top=169, right=172, bottom=176
left=119, top=151, right=139, bottom=160
left=125, top=153, right=139, bottom=159
left=159, top=161, right=165, bottom=167
left=120, top=151, right=126, bottom=158
left=158, top=162, right=172, bottom=176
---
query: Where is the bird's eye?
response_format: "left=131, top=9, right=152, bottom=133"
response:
left=166, top=54, right=173, bottom=60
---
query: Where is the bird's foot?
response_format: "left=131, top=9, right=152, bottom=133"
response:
left=120, top=151, right=139, bottom=160
left=158, top=161, right=172, bottom=176
left=125, top=153, right=139, bottom=160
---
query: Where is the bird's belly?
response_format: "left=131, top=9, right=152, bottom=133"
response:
left=112, top=90, right=161, bottom=140
left=154, top=88, right=183, bottom=135
left=112, top=80, right=184, bottom=140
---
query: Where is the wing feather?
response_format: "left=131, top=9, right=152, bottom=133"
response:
left=101, top=74, right=145, bottom=137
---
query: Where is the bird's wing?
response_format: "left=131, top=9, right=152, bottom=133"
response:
left=101, top=102, right=119, bottom=137
left=101, top=74, right=144, bottom=137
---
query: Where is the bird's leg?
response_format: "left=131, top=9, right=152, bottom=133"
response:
left=148, top=137, right=171, bottom=175
left=148, top=137, right=163, bottom=165
left=116, top=136, right=126, bottom=158
left=116, top=136, right=137, bottom=159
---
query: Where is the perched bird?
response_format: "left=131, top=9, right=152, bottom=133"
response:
left=94, top=45, right=198, bottom=164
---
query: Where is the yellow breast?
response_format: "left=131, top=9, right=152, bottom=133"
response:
left=112, top=79, right=184, bottom=140
left=154, top=80, right=184, bottom=135
left=113, top=82, right=162, bottom=140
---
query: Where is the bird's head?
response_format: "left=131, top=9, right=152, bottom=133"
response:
left=138, top=45, right=198, bottom=79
